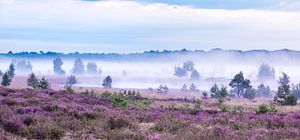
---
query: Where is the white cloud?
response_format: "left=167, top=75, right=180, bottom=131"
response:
left=0, top=0, right=300, bottom=52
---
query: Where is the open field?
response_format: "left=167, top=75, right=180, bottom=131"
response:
left=1, top=85, right=300, bottom=139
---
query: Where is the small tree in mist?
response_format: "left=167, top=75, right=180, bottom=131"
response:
left=174, top=61, right=201, bottom=80
left=8, top=63, right=15, bottom=78
left=38, top=77, right=51, bottom=89
left=0, top=70, right=3, bottom=77
left=292, top=83, right=300, bottom=99
left=65, top=75, right=77, bottom=93
left=102, top=75, right=112, bottom=88
left=243, top=88, right=257, bottom=100
left=66, top=75, right=77, bottom=87
left=87, top=62, right=98, bottom=75
left=174, top=67, right=187, bottom=77
left=16, top=60, right=33, bottom=74
left=202, top=91, right=208, bottom=99
left=211, top=83, right=221, bottom=98
left=190, top=69, right=200, bottom=81
left=257, top=64, right=275, bottom=81
left=229, top=71, right=251, bottom=98
left=98, top=68, right=103, bottom=75
left=274, top=73, right=297, bottom=105
left=27, top=73, right=39, bottom=89
left=183, top=61, right=195, bottom=72
left=53, top=57, right=66, bottom=75
left=189, top=83, right=198, bottom=92
left=72, top=58, right=85, bottom=75
left=257, top=83, right=271, bottom=97
left=157, top=84, right=169, bottom=93
left=219, top=86, right=228, bottom=99
left=181, top=84, right=188, bottom=92
left=1, top=72, right=12, bottom=87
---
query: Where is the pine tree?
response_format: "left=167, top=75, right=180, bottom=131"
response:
left=38, top=77, right=51, bottom=89
left=1, top=72, right=12, bottom=87
left=27, top=73, right=39, bottom=89
left=7, top=63, right=15, bottom=78
left=274, top=73, right=297, bottom=105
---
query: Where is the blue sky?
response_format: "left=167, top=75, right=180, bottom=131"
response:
left=0, top=0, right=300, bottom=53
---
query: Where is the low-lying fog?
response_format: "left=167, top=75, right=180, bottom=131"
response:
left=1, top=50, right=300, bottom=90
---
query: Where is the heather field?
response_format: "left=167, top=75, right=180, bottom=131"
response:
left=1, top=87, right=300, bottom=140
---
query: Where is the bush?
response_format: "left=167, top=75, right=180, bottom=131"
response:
left=112, top=95, right=128, bottom=108
left=2, top=120, right=23, bottom=134
left=220, top=106, right=228, bottom=112
left=101, top=91, right=112, bottom=98
left=194, top=100, right=202, bottom=109
left=107, top=117, right=130, bottom=130
left=49, top=125, right=65, bottom=139
left=256, top=103, right=276, bottom=114
left=202, top=91, right=208, bottom=99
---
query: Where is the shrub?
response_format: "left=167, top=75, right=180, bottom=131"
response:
left=101, top=91, right=112, bottom=98
left=112, top=95, right=128, bottom=108
left=49, top=125, right=65, bottom=139
left=107, top=117, right=130, bottom=130
left=202, top=91, right=208, bottom=99
left=256, top=103, right=276, bottom=114
left=194, top=100, right=202, bottom=109
left=64, top=86, right=75, bottom=94
left=220, top=106, right=228, bottom=112
left=2, top=120, right=23, bottom=134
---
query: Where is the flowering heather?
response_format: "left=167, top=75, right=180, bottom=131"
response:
left=1, top=87, right=300, bottom=139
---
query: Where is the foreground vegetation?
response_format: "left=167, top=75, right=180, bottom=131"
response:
left=1, top=88, right=300, bottom=140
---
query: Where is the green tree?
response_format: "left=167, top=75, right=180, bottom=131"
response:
left=7, top=63, right=15, bottom=78
left=38, top=77, right=51, bottom=89
left=1, top=72, right=12, bottom=87
left=229, top=71, right=251, bottom=98
left=274, top=73, right=297, bottom=105
left=27, top=73, right=39, bottom=89
left=210, top=83, right=220, bottom=98
left=220, top=86, right=228, bottom=98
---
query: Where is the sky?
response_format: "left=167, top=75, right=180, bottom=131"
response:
left=0, top=0, right=300, bottom=53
